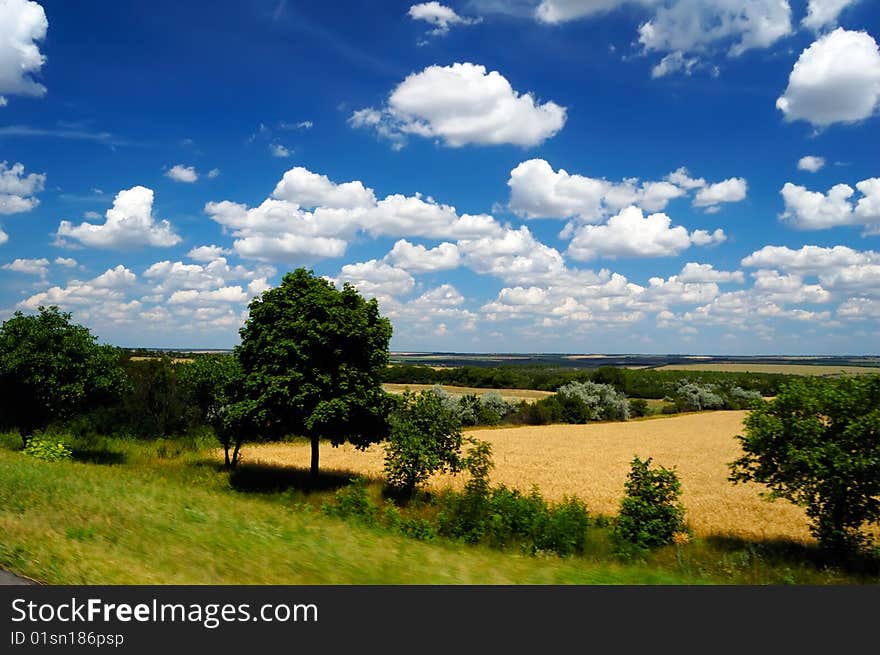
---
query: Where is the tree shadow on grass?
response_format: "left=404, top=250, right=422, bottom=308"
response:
left=70, top=448, right=126, bottom=466
left=703, top=534, right=880, bottom=578
left=227, top=462, right=373, bottom=496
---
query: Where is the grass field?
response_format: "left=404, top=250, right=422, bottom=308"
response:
left=653, top=363, right=880, bottom=376
left=382, top=383, right=554, bottom=402
left=243, top=411, right=878, bottom=545
left=0, top=447, right=689, bottom=585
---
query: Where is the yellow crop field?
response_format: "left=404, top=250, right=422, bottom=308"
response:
left=653, top=363, right=880, bottom=376
left=241, top=411, right=879, bottom=545
left=382, top=383, right=553, bottom=402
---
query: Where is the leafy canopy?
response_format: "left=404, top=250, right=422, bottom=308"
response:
left=730, top=376, right=880, bottom=554
left=0, top=306, right=125, bottom=441
left=235, top=268, right=393, bottom=474
left=384, top=389, right=464, bottom=495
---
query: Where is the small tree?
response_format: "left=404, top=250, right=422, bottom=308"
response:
left=384, top=390, right=463, bottom=495
left=236, top=268, right=393, bottom=477
left=614, top=456, right=688, bottom=551
left=729, top=376, right=880, bottom=554
left=0, top=306, right=125, bottom=445
left=178, top=354, right=247, bottom=466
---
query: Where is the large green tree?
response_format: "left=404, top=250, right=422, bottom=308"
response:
left=729, top=376, right=880, bottom=554
left=236, top=268, right=393, bottom=476
left=0, top=306, right=125, bottom=444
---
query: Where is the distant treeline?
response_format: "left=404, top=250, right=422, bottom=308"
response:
left=380, top=364, right=796, bottom=398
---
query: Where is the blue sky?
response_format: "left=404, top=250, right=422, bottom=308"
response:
left=1, top=0, right=878, bottom=354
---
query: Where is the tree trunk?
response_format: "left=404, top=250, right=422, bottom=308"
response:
left=224, top=444, right=230, bottom=467
left=231, top=441, right=242, bottom=467
left=310, top=434, right=320, bottom=478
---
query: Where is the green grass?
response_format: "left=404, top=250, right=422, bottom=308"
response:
left=0, top=435, right=876, bottom=585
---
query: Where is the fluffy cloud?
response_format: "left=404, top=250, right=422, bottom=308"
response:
left=780, top=179, right=880, bottom=231
left=408, top=2, right=481, bottom=38
left=272, top=166, right=375, bottom=209
left=56, top=186, right=181, bottom=250
left=165, top=165, right=198, bottom=183
left=331, top=260, right=415, bottom=303
left=143, top=257, right=274, bottom=295
left=54, top=257, right=77, bottom=267
left=776, top=28, right=880, bottom=127
left=205, top=166, right=501, bottom=263
left=693, top=177, right=747, bottom=210
left=534, top=1, right=792, bottom=73
left=0, top=0, right=48, bottom=105
left=384, top=239, right=460, bottom=272
left=19, top=266, right=138, bottom=315
left=638, top=0, right=792, bottom=58
left=350, top=62, right=566, bottom=148
left=2, top=257, right=49, bottom=276
left=0, top=227, right=8, bottom=245
left=187, top=245, right=232, bottom=262
left=567, top=206, right=725, bottom=260
left=651, top=51, right=700, bottom=78
left=802, top=0, right=860, bottom=32
left=742, top=244, right=880, bottom=297
left=458, top=225, right=569, bottom=285
left=168, top=287, right=247, bottom=305
left=677, top=262, right=745, bottom=284
left=797, top=155, right=825, bottom=172
left=507, top=159, right=744, bottom=221
left=0, top=161, right=45, bottom=214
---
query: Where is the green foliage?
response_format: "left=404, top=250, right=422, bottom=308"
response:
left=383, top=390, right=464, bottom=495
left=628, top=398, right=650, bottom=418
left=674, top=382, right=725, bottom=412
left=613, top=456, right=688, bottom=554
left=0, top=306, right=126, bottom=443
left=236, top=268, right=394, bottom=476
left=121, top=357, right=189, bottom=438
left=729, top=376, right=880, bottom=554
left=23, top=431, right=73, bottom=462
left=321, top=478, right=378, bottom=526
left=435, top=439, right=591, bottom=556
left=177, top=354, right=245, bottom=466
left=556, top=381, right=630, bottom=422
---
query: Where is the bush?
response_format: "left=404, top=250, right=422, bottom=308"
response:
left=613, top=456, right=688, bottom=553
left=628, top=398, right=650, bottom=418
left=675, top=382, right=725, bottom=412
left=556, top=381, right=630, bottom=422
left=435, top=439, right=591, bottom=556
left=384, top=390, right=464, bottom=495
left=23, top=430, right=73, bottom=462
left=321, top=478, right=378, bottom=526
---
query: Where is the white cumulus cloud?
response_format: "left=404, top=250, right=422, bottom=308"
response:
left=56, top=186, right=182, bottom=249
left=776, top=28, right=880, bottom=128
left=2, top=257, right=49, bottom=276
left=408, top=2, right=481, bottom=38
left=350, top=62, right=566, bottom=148
left=0, top=0, right=48, bottom=105
left=384, top=239, right=460, bottom=272
left=0, top=161, right=45, bottom=214
left=802, top=0, right=860, bottom=32
left=165, top=165, right=198, bottom=183
left=797, top=155, right=826, bottom=172
left=567, top=205, right=724, bottom=260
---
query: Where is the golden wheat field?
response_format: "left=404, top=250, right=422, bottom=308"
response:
left=382, top=383, right=554, bottom=402
left=654, top=363, right=880, bottom=376
left=235, top=410, right=880, bottom=545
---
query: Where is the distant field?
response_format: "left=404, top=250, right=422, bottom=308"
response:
left=653, top=363, right=880, bottom=376
left=129, top=356, right=193, bottom=363
left=382, top=383, right=553, bottom=402
left=246, top=411, right=880, bottom=545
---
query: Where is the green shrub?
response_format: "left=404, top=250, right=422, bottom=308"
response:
left=23, top=431, right=73, bottom=462
left=628, top=398, right=650, bottom=418
left=613, top=456, right=688, bottom=553
left=384, top=390, right=463, bottom=495
left=322, top=478, right=378, bottom=526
